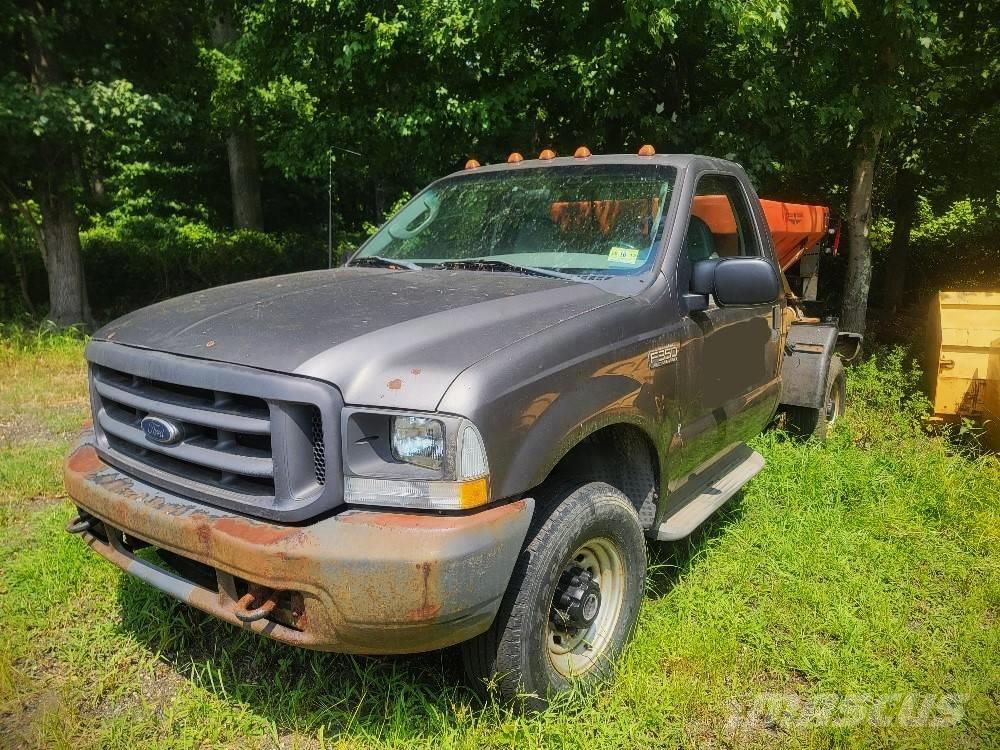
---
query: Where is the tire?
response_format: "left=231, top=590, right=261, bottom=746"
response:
left=461, top=481, right=646, bottom=710
left=785, top=355, right=846, bottom=441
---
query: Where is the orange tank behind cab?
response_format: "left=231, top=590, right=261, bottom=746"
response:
left=759, top=199, right=829, bottom=270
left=691, top=196, right=829, bottom=270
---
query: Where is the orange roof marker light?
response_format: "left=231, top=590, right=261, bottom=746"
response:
left=464, top=159, right=480, bottom=170
left=574, top=146, right=592, bottom=159
left=539, top=149, right=557, bottom=160
left=507, top=152, right=524, bottom=164
left=638, top=144, right=656, bottom=156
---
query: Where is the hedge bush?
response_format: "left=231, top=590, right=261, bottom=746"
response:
left=1, top=217, right=364, bottom=322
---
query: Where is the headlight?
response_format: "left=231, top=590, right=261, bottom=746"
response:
left=342, top=408, right=490, bottom=510
left=391, top=416, right=444, bottom=470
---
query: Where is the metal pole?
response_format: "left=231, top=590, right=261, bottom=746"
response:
left=325, top=146, right=361, bottom=269
left=327, top=153, right=333, bottom=269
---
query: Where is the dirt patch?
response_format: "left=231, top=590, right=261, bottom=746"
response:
left=0, top=416, right=52, bottom=447
left=0, top=682, right=61, bottom=750
left=0, top=404, right=86, bottom=448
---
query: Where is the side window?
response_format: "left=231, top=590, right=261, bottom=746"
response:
left=684, top=174, right=760, bottom=262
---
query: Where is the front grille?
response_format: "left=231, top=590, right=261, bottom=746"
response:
left=93, top=364, right=278, bottom=497
left=86, top=341, right=343, bottom=522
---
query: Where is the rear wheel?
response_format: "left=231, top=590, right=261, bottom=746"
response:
left=461, top=481, right=646, bottom=709
left=785, top=355, right=845, bottom=440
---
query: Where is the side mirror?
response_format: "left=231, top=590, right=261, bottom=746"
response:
left=689, top=257, right=780, bottom=307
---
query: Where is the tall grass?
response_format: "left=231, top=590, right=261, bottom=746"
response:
left=0, top=341, right=997, bottom=749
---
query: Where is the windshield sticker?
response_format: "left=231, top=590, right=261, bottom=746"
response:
left=608, top=246, right=641, bottom=264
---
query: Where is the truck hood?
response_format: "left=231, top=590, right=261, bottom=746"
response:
left=94, top=267, right=622, bottom=410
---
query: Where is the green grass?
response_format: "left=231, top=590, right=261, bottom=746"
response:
left=0, top=330, right=997, bottom=749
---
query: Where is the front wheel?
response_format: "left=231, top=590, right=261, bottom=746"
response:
left=461, top=481, right=646, bottom=709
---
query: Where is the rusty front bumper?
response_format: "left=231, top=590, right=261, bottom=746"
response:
left=64, top=436, right=533, bottom=654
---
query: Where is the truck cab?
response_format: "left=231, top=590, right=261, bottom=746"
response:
left=64, top=148, right=844, bottom=708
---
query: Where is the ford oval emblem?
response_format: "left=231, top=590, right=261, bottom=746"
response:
left=140, top=415, right=183, bottom=445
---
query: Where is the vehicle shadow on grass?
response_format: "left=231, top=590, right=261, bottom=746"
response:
left=645, top=491, right=747, bottom=599
left=115, top=574, right=480, bottom=741
left=113, top=497, right=744, bottom=740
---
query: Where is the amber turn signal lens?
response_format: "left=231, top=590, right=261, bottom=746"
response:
left=573, top=146, right=591, bottom=158
left=539, top=149, right=556, bottom=160
left=638, top=144, right=656, bottom=156
left=507, top=152, right=524, bottom=164
left=464, top=159, right=480, bottom=169
left=458, top=477, right=490, bottom=509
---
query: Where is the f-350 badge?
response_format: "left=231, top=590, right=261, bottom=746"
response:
left=649, top=344, right=679, bottom=368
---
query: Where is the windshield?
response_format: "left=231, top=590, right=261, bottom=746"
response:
left=354, top=165, right=676, bottom=277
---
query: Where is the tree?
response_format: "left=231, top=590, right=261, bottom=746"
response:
left=697, top=0, right=995, bottom=333
left=0, top=0, right=194, bottom=326
left=880, top=3, right=1000, bottom=312
left=1, top=0, right=995, bottom=325
left=3, top=0, right=91, bottom=325
left=206, top=1, right=264, bottom=230
left=832, top=0, right=999, bottom=332
left=882, top=166, right=919, bottom=314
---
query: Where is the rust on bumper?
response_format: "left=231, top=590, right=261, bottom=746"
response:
left=64, top=436, right=533, bottom=654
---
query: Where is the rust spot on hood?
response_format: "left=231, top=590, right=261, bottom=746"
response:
left=410, top=368, right=422, bottom=375
left=387, top=378, right=403, bottom=390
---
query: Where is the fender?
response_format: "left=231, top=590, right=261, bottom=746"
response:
left=779, top=322, right=839, bottom=409
left=505, top=374, right=661, bottom=494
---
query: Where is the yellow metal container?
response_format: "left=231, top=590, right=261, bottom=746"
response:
left=927, top=291, right=1000, bottom=449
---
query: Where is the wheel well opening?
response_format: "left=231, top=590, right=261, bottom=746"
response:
left=543, top=424, right=660, bottom=529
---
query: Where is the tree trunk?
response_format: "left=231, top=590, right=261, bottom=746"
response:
left=882, top=168, right=918, bottom=315
left=35, top=176, right=89, bottom=326
left=20, top=0, right=90, bottom=327
left=226, top=129, right=264, bottom=230
left=840, top=125, right=882, bottom=334
left=212, top=7, right=264, bottom=231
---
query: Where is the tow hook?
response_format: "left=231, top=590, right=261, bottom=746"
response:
left=233, top=585, right=280, bottom=623
left=66, top=512, right=97, bottom=535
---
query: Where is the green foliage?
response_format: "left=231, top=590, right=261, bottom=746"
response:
left=0, top=0, right=997, bottom=322
left=845, top=347, right=930, bottom=433
left=906, top=196, right=1000, bottom=293
left=77, top=217, right=356, bottom=318
left=0, top=320, right=87, bottom=357
left=872, top=195, right=1000, bottom=299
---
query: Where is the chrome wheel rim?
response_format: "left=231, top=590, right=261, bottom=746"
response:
left=546, top=537, right=625, bottom=678
left=826, top=378, right=843, bottom=425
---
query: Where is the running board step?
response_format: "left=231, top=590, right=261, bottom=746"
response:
left=654, top=447, right=765, bottom=541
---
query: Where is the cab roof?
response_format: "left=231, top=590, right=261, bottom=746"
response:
left=442, top=152, right=742, bottom=180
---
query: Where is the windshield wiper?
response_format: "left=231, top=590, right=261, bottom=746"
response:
left=432, top=259, right=581, bottom=281
left=348, top=255, right=423, bottom=271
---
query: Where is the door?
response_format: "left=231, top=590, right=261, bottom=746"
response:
left=669, top=173, right=781, bottom=491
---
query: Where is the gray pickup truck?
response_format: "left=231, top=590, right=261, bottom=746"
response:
left=65, top=149, right=846, bottom=706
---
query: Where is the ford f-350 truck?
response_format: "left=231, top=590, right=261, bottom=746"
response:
left=65, top=148, right=847, bottom=706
